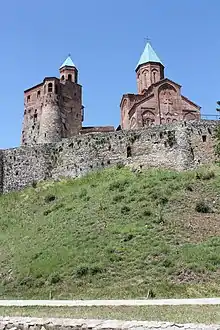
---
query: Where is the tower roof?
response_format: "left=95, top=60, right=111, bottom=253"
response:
left=136, top=42, right=163, bottom=69
left=60, top=55, right=75, bottom=69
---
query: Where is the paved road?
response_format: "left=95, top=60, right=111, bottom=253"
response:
left=1, top=298, right=220, bottom=306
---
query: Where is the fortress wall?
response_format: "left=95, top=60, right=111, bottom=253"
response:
left=187, top=120, right=218, bottom=166
left=49, top=123, right=190, bottom=181
left=2, top=144, right=53, bottom=193
left=1, top=121, right=218, bottom=193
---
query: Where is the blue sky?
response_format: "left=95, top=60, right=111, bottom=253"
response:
left=0, top=0, right=219, bottom=148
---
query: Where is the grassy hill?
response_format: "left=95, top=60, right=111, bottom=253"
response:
left=1, top=164, right=220, bottom=299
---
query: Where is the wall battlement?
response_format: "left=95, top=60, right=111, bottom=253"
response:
left=0, top=120, right=218, bottom=193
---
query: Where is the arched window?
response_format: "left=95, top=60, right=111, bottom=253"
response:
left=37, top=90, right=41, bottom=98
left=27, top=95, right=30, bottom=102
left=68, top=74, right=72, bottom=81
left=48, top=83, right=53, bottom=93
left=61, top=75, right=64, bottom=81
left=152, top=70, right=157, bottom=83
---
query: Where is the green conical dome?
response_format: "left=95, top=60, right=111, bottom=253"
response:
left=60, top=56, right=75, bottom=69
left=136, top=42, right=163, bottom=69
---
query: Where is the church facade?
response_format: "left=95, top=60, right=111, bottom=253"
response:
left=120, top=42, right=201, bottom=130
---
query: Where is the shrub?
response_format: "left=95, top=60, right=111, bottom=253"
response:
left=202, top=171, right=215, bottom=180
left=159, top=196, right=169, bottom=205
left=195, top=201, right=212, bottom=213
left=162, top=258, right=173, bottom=268
left=44, top=194, right=56, bottom=203
left=75, top=266, right=89, bottom=278
left=90, top=265, right=103, bottom=275
left=112, top=194, right=125, bottom=203
left=49, top=273, right=61, bottom=284
left=123, top=233, right=134, bottom=242
left=142, top=209, right=152, bottom=217
left=19, top=276, right=34, bottom=288
left=32, top=181, right=37, bottom=188
left=109, top=179, right=129, bottom=192
left=79, top=188, right=87, bottom=198
left=116, top=162, right=125, bottom=169
left=83, top=195, right=90, bottom=202
left=196, top=171, right=215, bottom=181
left=43, top=209, right=52, bottom=216
left=185, top=183, right=193, bottom=191
left=121, top=205, right=130, bottom=214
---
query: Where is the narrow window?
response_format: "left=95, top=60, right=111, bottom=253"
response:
left=63, top=123, right=67, bottom=130
left=27, top=95, right=30, bottom=102
left=48, top=83, right=53, bottom=93
left=127, top=146, right=132, bottom=158
left=61, top=75, right=64, bottom=81
left=55, top=85, right=58, bottom=94
left=153, top=71, right=157, bottom=83
left=202, top=135, right=207, bottom=142
left=37, top=90, right=41, bottom=98
left=68, top=74, right=72, bottom=81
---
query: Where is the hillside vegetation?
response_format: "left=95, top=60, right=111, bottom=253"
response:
left=1, top=165, right=220, bottom=299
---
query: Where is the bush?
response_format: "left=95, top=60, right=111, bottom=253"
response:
left=121, top=205, right=130, bottom=214
left=75, top=266, right=89, bottom=278
left=44, top=194, right=56, bottom=203
left=49, top=273, right=61, bottom=284
left=109, top=179, right=129, bottom=192
left=116, top=162, right=125, bottom=169
left=32, top=181, right=37, bottom=188
left=90, top=265, right=103, bottom=275
left=195, top=201, right=212, bottom=213
left=202, top=171, right=215, bottom=180
left=79, top=188, right=87, bottom=198
left=123, top=233, right=134, bottom=242
left=112, top=194, right=125, bottom=203
left=43, top=209, right=52, bottom=216
left=142, top=209, right=152, bottom=217
left=185, top=183, right=193, bottom=191
left=196, top=171, right=215, bottom=181
left=19, top=276, right=34, bottom=288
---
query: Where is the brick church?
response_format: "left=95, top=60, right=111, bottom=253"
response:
left=21, top=42, right=201, bottom=145
left=120, top=42, right=201, bottom=130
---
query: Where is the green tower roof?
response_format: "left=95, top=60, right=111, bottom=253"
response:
left=136, top=42, right=163, bottom=69
left=60, top=55, right=75, bottom=69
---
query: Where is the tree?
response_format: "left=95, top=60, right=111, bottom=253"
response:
left=216, top=101, right=220, bottom=112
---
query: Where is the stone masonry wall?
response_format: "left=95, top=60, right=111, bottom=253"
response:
left=0, top=317, right=219, bottom=330
left=1, top=120, right=219, bottom=193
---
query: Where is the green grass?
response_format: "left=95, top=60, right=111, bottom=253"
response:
left=1, top=165, right=220, bottom=299
left=1, top=306, right=220, bottom=324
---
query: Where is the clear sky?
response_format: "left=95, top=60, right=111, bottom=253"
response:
left=0, top=0, right=219, bottom=148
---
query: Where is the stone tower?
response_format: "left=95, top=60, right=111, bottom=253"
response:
left=21, top=56, right=83, bottom=145
left=120, top=42, right=200, bottom=129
